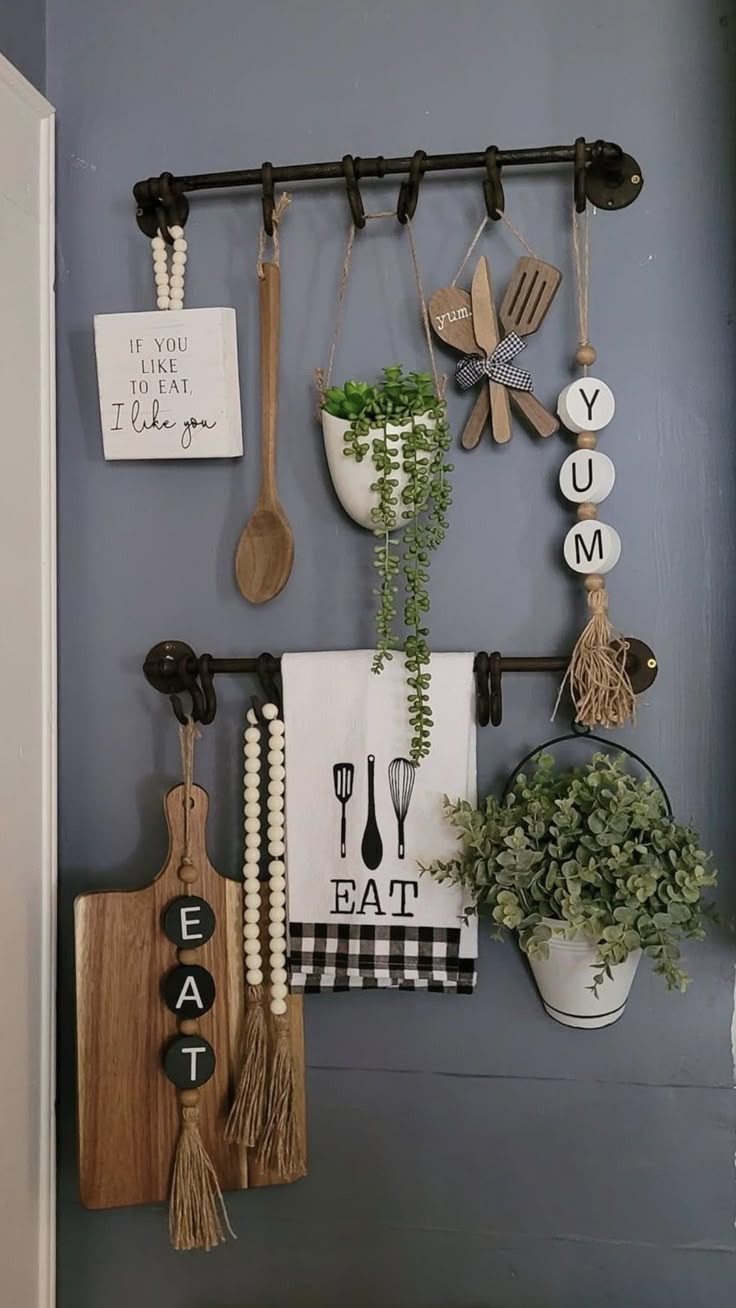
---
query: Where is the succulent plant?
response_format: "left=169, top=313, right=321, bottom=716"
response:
left=323, top=367, right=452, bottom=764
left=425, top=751, right=719, bottom=994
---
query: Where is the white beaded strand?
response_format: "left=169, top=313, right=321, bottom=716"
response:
left=242, top=707, right=263, bottom=986
left=241, top=702, right=289, bottom=1016
left=151, top=224, right=188, bottom=310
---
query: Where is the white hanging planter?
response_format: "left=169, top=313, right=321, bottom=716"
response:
left=526, top=918, right=641, bottom=1029
left=321, top=410, right=435, bottom=531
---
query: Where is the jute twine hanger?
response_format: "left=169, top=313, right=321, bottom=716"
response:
left=553, top=202, right=635, bottom=729
left=315, top=208, right=445, bottom=406
left=449, top=209, right=541, bottom=287
left=169, top=718, right=235, bottom=1252
left=257, top=192, right=292, bottom=279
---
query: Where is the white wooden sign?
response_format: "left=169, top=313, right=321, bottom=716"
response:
left=94, top=307, right=243, bottom=460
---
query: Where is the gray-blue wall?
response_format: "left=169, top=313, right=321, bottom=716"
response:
left=0, top=0, right=45, bottom=87
left=50, top=1, right=736, bottom=1304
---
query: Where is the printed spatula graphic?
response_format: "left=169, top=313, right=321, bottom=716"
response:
left=471, top=255, right=512, bottom=444
left=332, top=762, right=354, bottom=859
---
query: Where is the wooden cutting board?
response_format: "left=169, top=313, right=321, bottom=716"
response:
left=75, top=783, right=306, bottom=1209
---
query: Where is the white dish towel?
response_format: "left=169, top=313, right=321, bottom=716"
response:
left=282, top=651, right=478, bottom=992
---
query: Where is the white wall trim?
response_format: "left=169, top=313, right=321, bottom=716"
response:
left=0, top=51, right=57, bottom=1308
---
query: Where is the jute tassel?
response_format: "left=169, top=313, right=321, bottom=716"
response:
left=557, top=575, right=636, bottom=728
left=170, top=1096, right=235, bottom=1251
left=257, top=1014, right=305, bottom=1176
left=224, top=983, right=268, bottom=1145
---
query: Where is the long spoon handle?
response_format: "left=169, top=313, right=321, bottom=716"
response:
left=259, top=262, right=280, bottom=504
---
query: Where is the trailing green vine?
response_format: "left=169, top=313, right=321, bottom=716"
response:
left=322, top=366, right=453, bottom=763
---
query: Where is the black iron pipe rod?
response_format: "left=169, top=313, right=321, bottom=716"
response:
left=152, top=653, right=568, bottom=678
left=134, top=139, right=623, bottom=202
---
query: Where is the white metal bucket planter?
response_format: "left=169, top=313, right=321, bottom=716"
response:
left=322, top=411, right=435, bottom=531
left=527, top=918, right=641, bottom=1029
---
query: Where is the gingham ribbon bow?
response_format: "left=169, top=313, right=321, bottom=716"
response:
left=455, top=332, right=533, bottom=392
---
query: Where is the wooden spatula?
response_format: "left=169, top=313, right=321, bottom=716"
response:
left=429, top=286, right=557, bottom=447
left=236, top=262, right=294, bottom=603
left=471, top=256, right=512, bottom=444
left=498, top=256, right=562, bottom=438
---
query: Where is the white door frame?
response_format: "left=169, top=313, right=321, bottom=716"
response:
left=0, top=52, right=56, bottom=1308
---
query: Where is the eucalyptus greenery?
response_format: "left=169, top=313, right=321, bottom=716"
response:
left=323, top=366, right=452, bottom=763
left=425, top=751, right=718, bottom=994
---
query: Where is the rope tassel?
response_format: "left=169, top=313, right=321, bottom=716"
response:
left=224, top=984, right=268, bottom=1146
left=257, top=1016, right=305, bottom=1177
left=558, top=576, right=636, bottom=728
left=170, top=1099, right=235, bottom=1252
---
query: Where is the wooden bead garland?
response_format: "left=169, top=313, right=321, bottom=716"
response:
left=226, top=703, right=303, bottom=1176
left=151, top=224, right=188, bottom=310
left=554, top=205, right=635, bottom=730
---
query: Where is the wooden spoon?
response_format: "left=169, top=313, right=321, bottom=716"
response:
left=429, top=285, right=558, bottom=446
left=235, top=262, right=294, bottom=603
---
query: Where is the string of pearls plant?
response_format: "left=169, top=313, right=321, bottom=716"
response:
left=243, top=703, right=289, bottom=1017
left=151, top=225, right=188, bottom=310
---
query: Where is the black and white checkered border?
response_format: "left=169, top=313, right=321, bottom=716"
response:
left=288, top=922, right=477, bottom=994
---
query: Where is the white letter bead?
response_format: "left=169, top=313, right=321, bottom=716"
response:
left=559, top=450, right=615, bottom=504
left=557, top=377, right=615, bottom=433
left=269, top=921, right=286, bottom=939
left=268, top=780, right=285, bottom=797
left=270, top=952, right=286, bottom=969
left=244, top=908, right=260, bottom=924
left=244, top=937, right=261, bottom=955
left=269, top=906, right=286, bottom=923
left=563, top=520, right=621, bottom=575
left=269, top=860, right=285, bottom=875
left=270, top=765, right=286, bottom=783
left=246, top=968, right=264, bottom=986
left=270, top=982, right=288, bottom=1000
left=262, top=703, right=279, bottom=720
left=269, top=840, right=286, bottom=857
left=269, top=890, right=286, bottom=908
left=270, top=998, right=288, bottom=1016
left=270, top=967, right=288, bottom=985
left=245, top=892, right=261, bottom=909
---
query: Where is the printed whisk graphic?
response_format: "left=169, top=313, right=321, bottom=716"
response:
left=388, top=757, right=416, bottom=859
